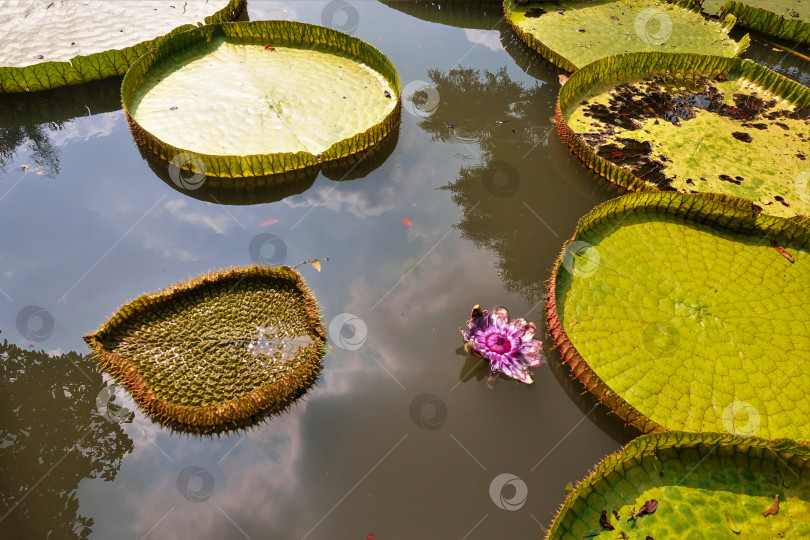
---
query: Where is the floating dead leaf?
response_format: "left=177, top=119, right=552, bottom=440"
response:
left=599, top=510, right=615, bottom=530
left=725, top=509, right=741, bottom=534
left=763, top=494, right=779, bottom=517
left=402, top=217, right=413, bottom=228
left=638, top=499, right=658, bottom=516
left=771, top=240, right=794, bottom=263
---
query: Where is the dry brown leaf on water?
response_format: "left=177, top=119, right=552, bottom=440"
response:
left=763, top=494, right=779, bottom=517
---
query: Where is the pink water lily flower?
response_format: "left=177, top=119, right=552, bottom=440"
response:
left=460, top=305, right=546, bottom=385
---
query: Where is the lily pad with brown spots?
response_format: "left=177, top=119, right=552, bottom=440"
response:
left=557, top=52, right=810, bottom=217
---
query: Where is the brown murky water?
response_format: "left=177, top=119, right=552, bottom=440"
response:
left=1, top=1, right=807, bottom=538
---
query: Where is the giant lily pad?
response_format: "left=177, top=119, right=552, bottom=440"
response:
left=547, top=431, right=810, bottom=539
left=558, top=52, right=810, bottom=217
left=0, top=0, right=244, bottom=93
left=503, top=0, right=748, bottom=72
left=702, top=1, right=809, bottom=43
left=122, top=20, right=401, bottom=178
left=546, top=192, right=810, bottom=440
left=84, top=266, right=326, bottom=432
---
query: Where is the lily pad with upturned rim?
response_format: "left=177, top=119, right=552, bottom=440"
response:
left=546, top=192, right=810, bottom=440
left=503, top=0, right=748, bottom=72
left=0, top=0, right=245, bottom=93
left=702, top=0, right=809, bottom=43
left=557, top=52, right=810, bottom=217
left=83, top=266, right=326, bottom=433
left=546, top=431, right=810, bottom=539
left=122, top=20, right=401, bottom=178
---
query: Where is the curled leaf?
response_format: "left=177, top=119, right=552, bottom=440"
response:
left=599, top=510, right=614, bottom=530
left=638, top=499, right=658, bottom=516
left=725, top=509, right=741, bottom=534
left=771, top=240, right=794, bottom=263
left=762, top=494, right=779, bottom=517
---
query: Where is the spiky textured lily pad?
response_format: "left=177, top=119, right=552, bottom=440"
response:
left=702, top=1, right=809, bottom=43
left=547, top=431, right=810, bottom=539
left=546, top=192, right=810, bottom=440
left=122, top=20, right=401, bottom=178
left=558, top=52, right=810, bottom=217
left=84, top=266, right=326, bottom=432
left=0, top=0, right=244, bottom=93
left=503, top=0, right=747, bottom=72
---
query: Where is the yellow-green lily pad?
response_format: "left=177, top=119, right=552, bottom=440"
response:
left=548, top=432, right=810, bottom=539
left=558, top=52, right=810, bottom=217
left=503, top=0, right=748, bottom=72
left=123, top=20, right=401, bottom=178
left=546, top=192, right=810, bottom=440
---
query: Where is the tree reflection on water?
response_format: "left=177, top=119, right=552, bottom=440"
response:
left=0, top=337, right=133, bottom=538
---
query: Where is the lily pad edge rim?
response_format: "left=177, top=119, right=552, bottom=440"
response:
left=121, top=19, right=403, bottom=178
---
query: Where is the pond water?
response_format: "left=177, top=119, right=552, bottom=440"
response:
left=1, top=2, right=807, bottom=538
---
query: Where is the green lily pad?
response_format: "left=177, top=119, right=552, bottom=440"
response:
left=84, top=266, right=326, bottom=433
left=503, top=0, right=748, bottom=72
left=0, top=0, right=244, bottom=93
left=558, top=52, right=810, bottom=217
left=702, top=1, right=809, bottom=43
left=547, top=431, right=810, bottom=539
left=122, top=20, right=401, bottom=178
left=546, top=192, right=810, bottom=440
